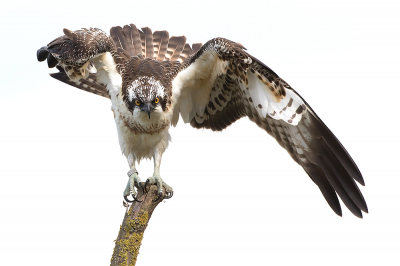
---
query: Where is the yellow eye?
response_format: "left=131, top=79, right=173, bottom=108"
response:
left=155, top=98, right=159, bottom=104
left=135, top=100, right=140, bottom=106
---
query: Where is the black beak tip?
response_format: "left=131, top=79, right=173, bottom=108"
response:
left=141, top=103, right=152, bottom=119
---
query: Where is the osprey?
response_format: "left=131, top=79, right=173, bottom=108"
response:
left=37, top=24, right=368, bottom=218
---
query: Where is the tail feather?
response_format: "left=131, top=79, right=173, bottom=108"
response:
left=118, top=25, right=134, bottom=56
left=166, top=36, right=187, bottom=61
left=192, top=43, right=202, bottom=54
left=110, top=24, right=143, bottom=57
left=138, top=29, right=146, bottom=57
left=179, top=43, right=193, bottom=63
left=116, top=47, right=131, bottom=60
left=141, top=27, right=154, bottom=59
left=110, top=26, right=126, bottom=51
left=110, top=24, right=197, bottom=63
left=153, top=30, right=169, bottom=61
left=127, top=24, right=143, bottom=56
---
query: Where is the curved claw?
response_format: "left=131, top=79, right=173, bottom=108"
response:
left=163, top=191, right=174, bottom=199
left=138, top=182, right=145, bottom=194
left=124, top=193, right=142, bottom=203
left=124, top=195, right=135, bottom=203
left=144, top=179, right=150, bottom=193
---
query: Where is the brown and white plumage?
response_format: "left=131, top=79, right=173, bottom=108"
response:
left=37, top=24, right=367, bottom=217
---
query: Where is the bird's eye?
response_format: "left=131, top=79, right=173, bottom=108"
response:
left=154, top=98, right=159, bottom=104
left=135, top=100, right=140, bottom=106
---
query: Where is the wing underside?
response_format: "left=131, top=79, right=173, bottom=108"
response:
left=245, top=97, right=367, bottom=217
left=50, top=66, right=110, bottom=99
left=40, top=24, right=203, bottom=98
left=174, top=39, right=367, bottom=217
left=38, top=26, right=368, bottom=217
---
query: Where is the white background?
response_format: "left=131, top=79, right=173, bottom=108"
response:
left=1, top=0, right=399, bottom=265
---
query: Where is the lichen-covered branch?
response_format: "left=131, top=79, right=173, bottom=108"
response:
left=110, top=185, right=165, bottom=266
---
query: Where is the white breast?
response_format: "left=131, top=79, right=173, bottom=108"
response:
left=110, top=94, right=173, bottom=161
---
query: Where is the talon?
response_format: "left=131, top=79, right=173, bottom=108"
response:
left=124, top=170, right=143, bottom=203
left=124, top=195, right=135, bottom=203
left=145, top=175, right=173, bottom=201
left=164, top=191, right=174, bottom=199
left=133, top=194, right=142, bottom=202
left=139, top=182, right=145, bottom=194
left=125, top=194, right=142, bottom=203
left=144, top=179, right=150, bottom=193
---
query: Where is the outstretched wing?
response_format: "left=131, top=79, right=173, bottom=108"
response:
left=172, top=38, right=368, bottom=218
left=37, top=24, right=203, bottom=98
left=37, top=28, right=123, bottom=97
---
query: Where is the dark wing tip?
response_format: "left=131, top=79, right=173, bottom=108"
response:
left=333, top=205, right=343, bottom=217
left=37, top=46, right=49, bottom=62
left=49, top=71, right=110, bottom=99
left=56, top=65, right=65, bottom=73
left=37, top=45, right=58, bottom=68
left=251, top=97, right=367, bottom=218
left=47, top=53, right=58, bottom=68
left=298, top=94, right=365, bottom=187
left=363, top=204, right=369, bottom=214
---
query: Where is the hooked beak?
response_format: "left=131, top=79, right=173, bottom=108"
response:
left=143, top=103, right=151, bottom=119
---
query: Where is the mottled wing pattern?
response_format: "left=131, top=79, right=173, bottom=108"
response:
left=174, top=38, right=367, bottom=217
left=244, top=94, right=366, bottom=217
left=37, top=28, right=116, bottom=82
left=50, top=66, right=110, bottom=99
left=37, top=24, right=202, bottom=99
left=173, top=38, right=301, bottom=127
left=37, top=27, right=120, bottom=99
left=190, top=74, right=246, bottom=130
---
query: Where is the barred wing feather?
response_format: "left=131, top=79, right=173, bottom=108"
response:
left=50, top=66, right=110, bottom=99
left=173, top=38, right=367, bottom=217
left=37, top=24, right=202, bottom=99
left=36, top=25, right=367, bottom=217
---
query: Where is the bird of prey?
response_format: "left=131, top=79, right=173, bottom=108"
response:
left=37, top=23, right=368, bottom=218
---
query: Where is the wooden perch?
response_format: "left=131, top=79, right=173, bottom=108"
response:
left=110, top=184, right=166, bottom=266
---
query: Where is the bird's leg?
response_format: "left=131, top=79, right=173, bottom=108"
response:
left=145, top=149, right=173, bottom=200
left=123, top=154, right=143, bottom=203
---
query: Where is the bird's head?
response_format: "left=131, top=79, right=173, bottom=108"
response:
left=124, top=76, right=166, bottom=119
